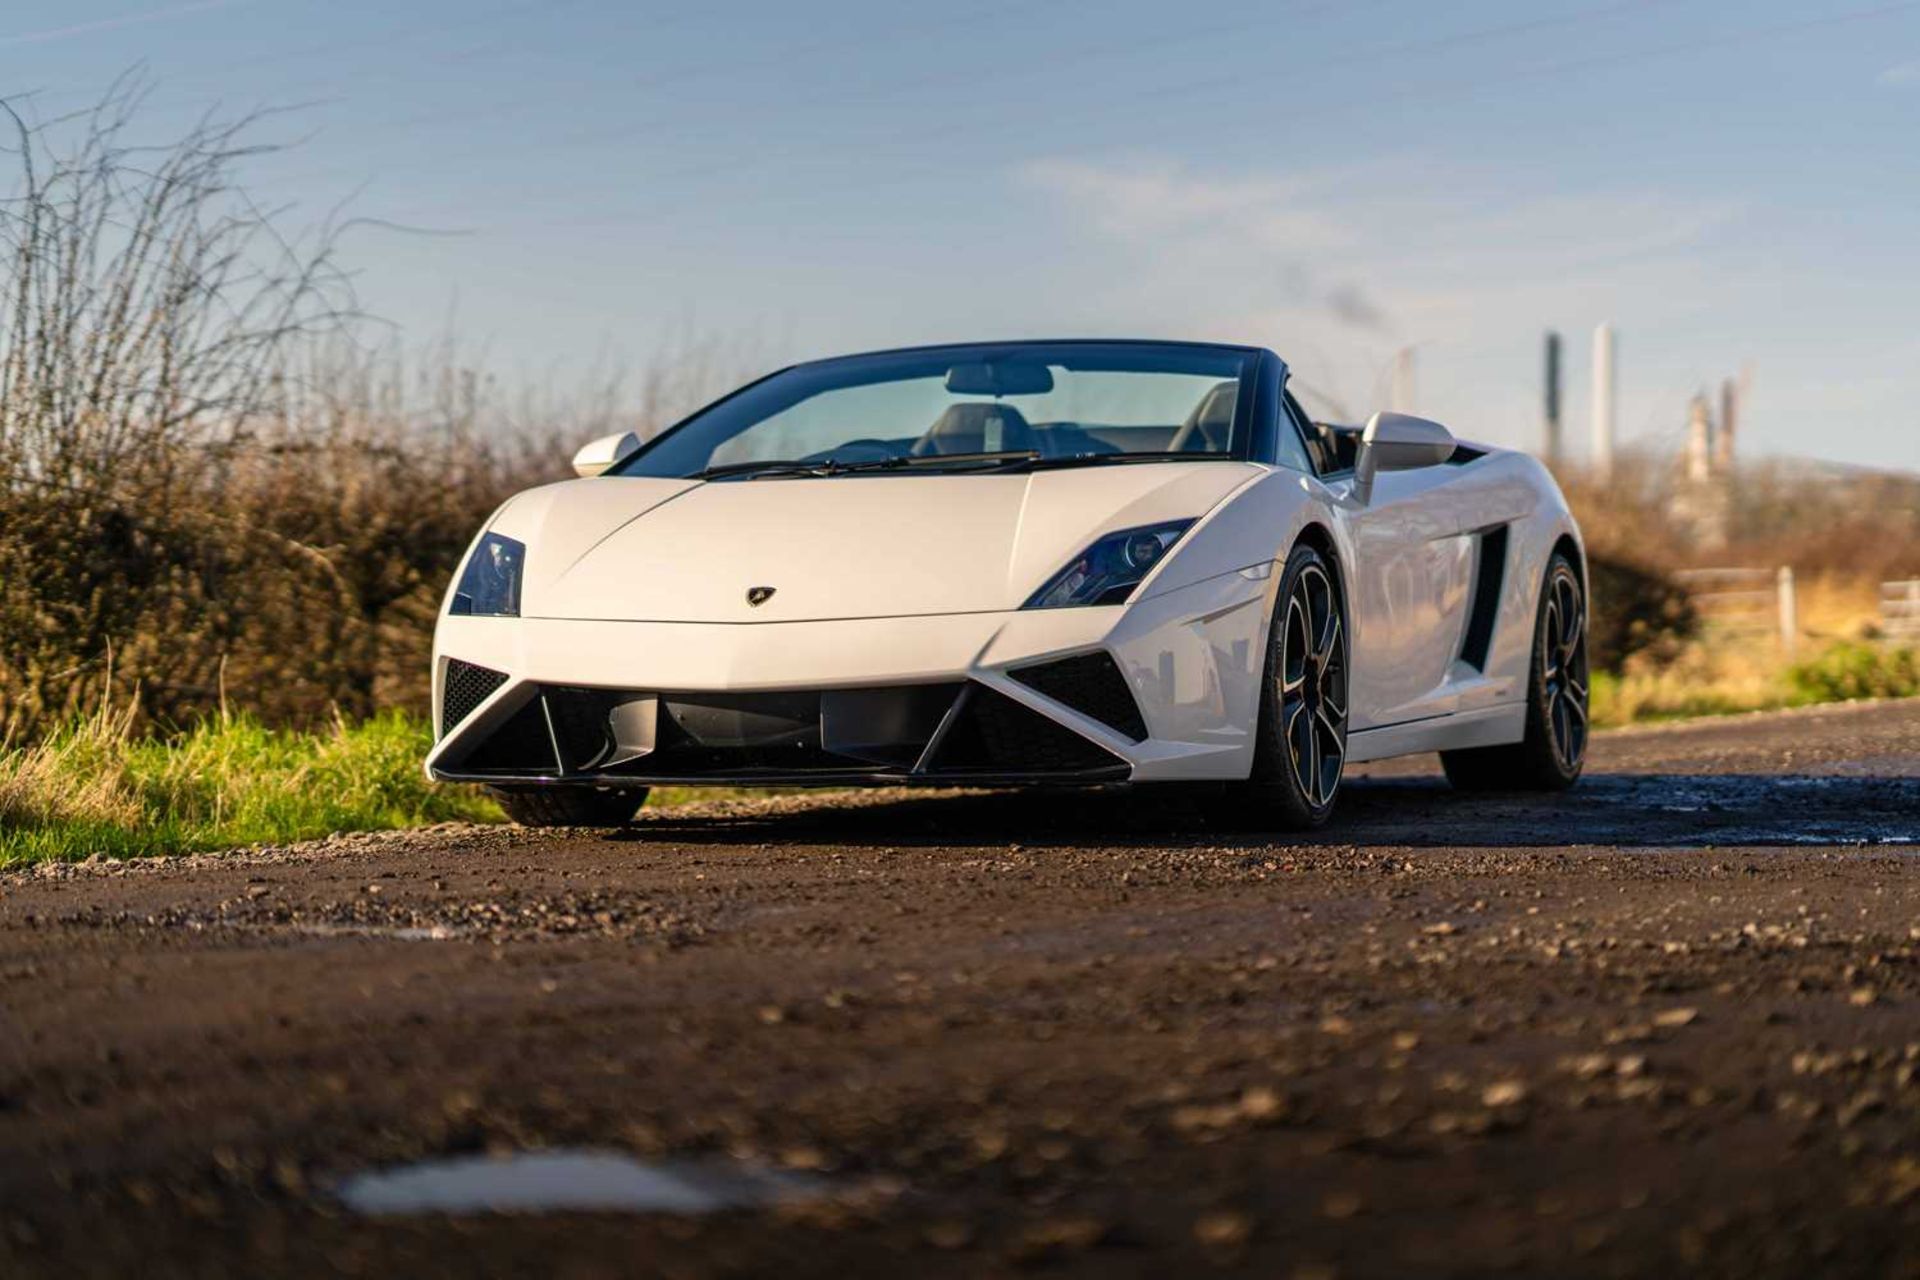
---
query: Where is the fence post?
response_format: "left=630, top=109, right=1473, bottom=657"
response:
left=1776, top=566, right=1797, bottom=658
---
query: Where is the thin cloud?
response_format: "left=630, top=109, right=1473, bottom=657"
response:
left=1020, top=156, right=1392, bottom=333
left=0, top=1, right=246, bottom=50
left=1015, top=151, right=1755, bottom=444
left=1879, top=59, right=1920, bottom=85
left=1020, top=157, right=1356, bottom=255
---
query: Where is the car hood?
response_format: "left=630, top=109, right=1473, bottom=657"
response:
left=488, top=463, right=1262, bottom=623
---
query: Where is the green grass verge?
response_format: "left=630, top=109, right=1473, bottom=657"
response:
left=0, top=711, right=498, bottom=867
left=1592, top=641, right=1918, bottom=728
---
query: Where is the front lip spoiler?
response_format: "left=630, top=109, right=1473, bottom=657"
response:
left=429, top=765, right=1131, bottom=789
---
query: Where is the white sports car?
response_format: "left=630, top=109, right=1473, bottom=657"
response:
left=428, top=340, right=1589, bottom=830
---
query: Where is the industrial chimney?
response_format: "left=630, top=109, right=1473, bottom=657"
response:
left=1591, top=323, right=1616, bottom=482
left=1686, top=393, right=1713, bottom=483
left=1543, top=331, right=1563, bottom=464
left=1715, top=377, right=1738, bottom=472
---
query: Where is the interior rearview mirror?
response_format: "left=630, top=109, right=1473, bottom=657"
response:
left=1354, top=411, right=1456, bottom=504
left=572, top=431, right=641, bottom=478
left=944, top=361, right=1054, bottom=397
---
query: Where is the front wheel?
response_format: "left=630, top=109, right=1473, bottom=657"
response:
left=1233, top=543, right=1349, bottom=830
left=1441, top=552, right=1588, bottom=792
left=489, top=786, right=649, bottom=828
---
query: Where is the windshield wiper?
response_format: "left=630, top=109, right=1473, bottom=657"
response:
left=690, top=451, right=1042, bottom=481
left=1028, top=450, right=1226, bottom=470
left=825, top=450, right=1041, bottom=474
left=685, top=459, right=831, bottom=480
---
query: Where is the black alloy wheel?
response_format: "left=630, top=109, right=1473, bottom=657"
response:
left=1281, top=559, right=1348, bottom=810
left=1238, top=543, right=1349, bottom=829
left=1540, top=561, right=1590, bottom=773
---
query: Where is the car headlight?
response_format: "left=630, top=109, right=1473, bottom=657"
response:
left=449, top=533, right=525, bottom=617
left=1024, top=520, right=1195, bottom=609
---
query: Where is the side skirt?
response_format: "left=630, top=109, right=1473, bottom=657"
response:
left=1345, top=703, right=1525, bottom=765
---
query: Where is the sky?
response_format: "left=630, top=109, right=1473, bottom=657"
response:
left=4, top=0, right=1919, bottom=469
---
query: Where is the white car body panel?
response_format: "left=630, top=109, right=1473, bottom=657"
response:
left=427, top=342, right=1583, bottom=796
left=499, top=464, right=1263, bottom=624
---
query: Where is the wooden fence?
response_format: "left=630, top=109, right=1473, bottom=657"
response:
left=1883, top=579, right=1920, bottom=642
left=1673, top=567, right=1798, bottom=653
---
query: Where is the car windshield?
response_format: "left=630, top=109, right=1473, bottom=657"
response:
left=613, top=342, right=1257, bottom=479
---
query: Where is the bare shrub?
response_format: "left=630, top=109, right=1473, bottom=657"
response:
left=1557, top=449, right=1920, bottom=687
left=0, top=80, right=778, bottom=740
left=0, top=79, right=356, bottom=734
left=1551, top=455, right=1699, bottom=672
left=0, top=77, right=351, bottom=490
left=1586, top=555, right=1697, bottom=674
left=1721, top=461, right=1920, bottom=583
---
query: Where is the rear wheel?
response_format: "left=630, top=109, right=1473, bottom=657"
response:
left=1235, top=543, right=1349, bottom=830
left=489, top=786, right=648, bottom=828
left=1441, top=552, right=1588, bottom=792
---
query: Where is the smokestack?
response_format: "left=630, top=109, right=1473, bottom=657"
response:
left=1543, top=331, right=1563, bottom=464
left=1591, top=323, right=1616, bottom=481
left=1686, top=393, right=1713, bottom=483
left=1715, top=377, right=1738, bottom=471
left=1391, top=347, right=1415, bottom=413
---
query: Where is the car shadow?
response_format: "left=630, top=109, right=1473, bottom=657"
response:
left=617, top=771, right=1920, bottom=852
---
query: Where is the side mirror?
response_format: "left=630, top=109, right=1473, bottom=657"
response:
left=1354, top=411, right=1455, bottom=504
left=571, top=431, right=640, bottom=478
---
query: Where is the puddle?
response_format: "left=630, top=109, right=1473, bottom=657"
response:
left=1343, top=772, right=1920, bottom=849
left=285, top=922, right=463, bottom=942
left=1705, top=831, right=1920, bottom=848
left=334, top=1149, right=829, bottom=1216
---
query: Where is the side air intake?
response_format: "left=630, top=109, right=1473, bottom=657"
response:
left=1008, top=652, right=1148, bottom=742
left=1459, top=525, right=1509, bottom=672
left=440, top=659, right=508, bottom=738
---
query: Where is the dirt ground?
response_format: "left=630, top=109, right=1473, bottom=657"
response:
left=3, top=699, right=1919, bottom=1278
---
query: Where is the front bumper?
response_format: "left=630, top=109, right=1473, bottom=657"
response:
left=426, top=567, right=1274, bottom=787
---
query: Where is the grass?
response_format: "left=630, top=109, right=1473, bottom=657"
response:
left=3, top=638, right=1913, bottom=866
left=0, top=705, right=790, bottom=867
left=0, top=707, right=498, bottom=867
left=1592, top=639, right=1919, bottom=727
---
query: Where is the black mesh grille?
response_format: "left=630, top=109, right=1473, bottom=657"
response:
left=440, top=659, right=508, bottom=737
left=1008, top=652, right=1148, bottom=742
left=931, top=685, right=1125, bottom=774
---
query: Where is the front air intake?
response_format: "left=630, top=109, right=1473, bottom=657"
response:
left=440, top=659, right=508, bottom=738
left=1008, top=652, right=1148, bottom=742
left=927, top=685, right=1127, bottom=773
left=439, top=682, right=1128, bottom=783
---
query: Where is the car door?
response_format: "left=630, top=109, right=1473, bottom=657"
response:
left=1282, top=391, right=1480, bottom=731
left=1337, top=463, right=1479, bottom=731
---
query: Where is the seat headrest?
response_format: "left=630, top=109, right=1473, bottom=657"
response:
left=912, top=402, right=1036, bottom=456
left=1170, top=381, right=1239, bottom=453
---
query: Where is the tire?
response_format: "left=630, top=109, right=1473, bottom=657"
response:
left=1233, top=542, right=1349, bottom=830
left=489, top=786, right=648, bottom=828
left=1441, top=551, right=1589, bottom=792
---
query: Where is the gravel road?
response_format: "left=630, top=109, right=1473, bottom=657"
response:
left=3, top=699, right=1919, bottom=1278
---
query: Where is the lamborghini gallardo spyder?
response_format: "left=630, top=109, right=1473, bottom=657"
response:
left=428, top=340, right=1589, bottom=830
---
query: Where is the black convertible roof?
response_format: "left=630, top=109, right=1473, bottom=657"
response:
left=791, top=337, right=1275, bottom=368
